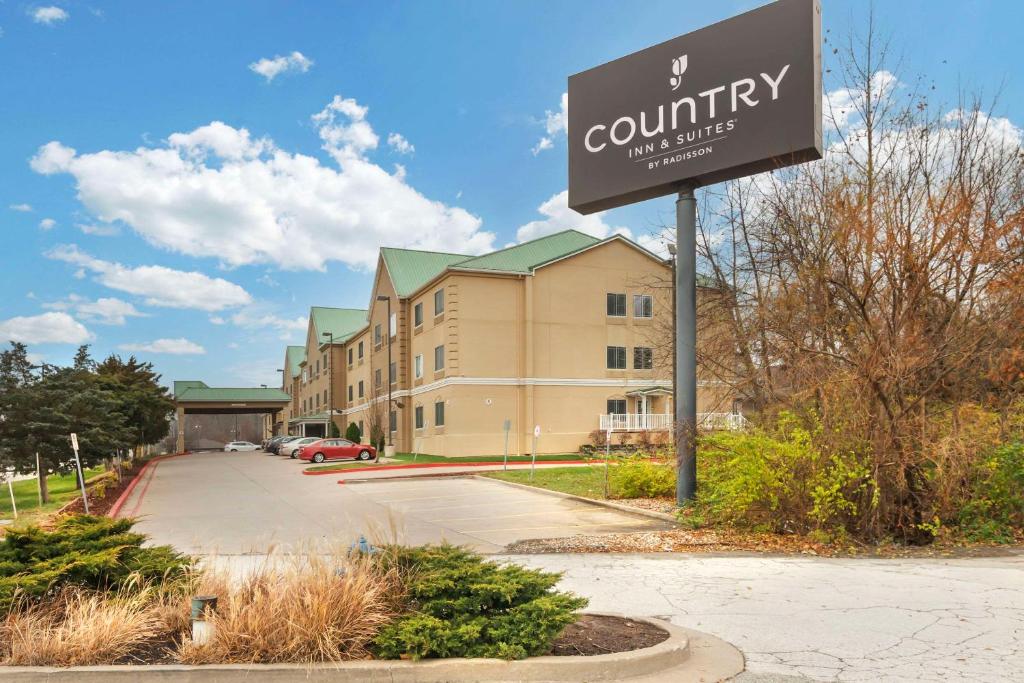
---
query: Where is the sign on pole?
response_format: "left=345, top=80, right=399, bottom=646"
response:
left=69, top=433, right=89, bottom=514
left=568, top=0, right=821, bottom=214
left=530, top=425, right=540, bottom=481
left=568, top=0, right=822, bottom=505
left=6, top=474, right=17, bottom=519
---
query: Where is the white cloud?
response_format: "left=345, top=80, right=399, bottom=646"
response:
left=46, top=244, right=252, bottom=312
left=30, top=6, right=69, bottom=24
left=824, top=70, right=899, bottom=131
left=0, top=312, right=91, bottom=344
left=119, top=338, right=205, bottom=355
left=387, top=132, right=415, bottom=155
left=77, top=222, right=120, bottom=236
left=229, top=307, right=307, bottom=340
left=9, top=203, right=32, bottom=212
left=532, top=92, right=568, bottom=155
left=248, top=51, right=313, bottom=82
left=43, top=294, right=145, bottom=325
left=38, top=217, right=56, bottom=230
left=516, top=190, right=632, bottom=243
left=31, top=95, right=494, bottom=271
left=208, top=316, right=226, bottom=325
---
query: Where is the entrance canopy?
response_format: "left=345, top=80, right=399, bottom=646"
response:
left=173, top=381, right=291, bottom=452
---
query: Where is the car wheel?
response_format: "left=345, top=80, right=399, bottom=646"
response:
left=313, top=453, right=325, bottom=463
left=289, top=452, right=297, bottom=459
left=358, top=450, right=372, bottom=461
left=230, top=449, right=237, bottom=452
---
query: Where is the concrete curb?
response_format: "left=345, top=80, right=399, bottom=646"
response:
left=106, top=452, right=189, bottom=519
left=474, top=474, right=680, bottom=524
left=303, top=460, right=587, bottom=476
left=0, top=615, right=735, bottom=682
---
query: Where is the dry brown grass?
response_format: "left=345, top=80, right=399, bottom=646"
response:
left=1, top=582, right=182, bottom=666
left=177, top=549, right=403, bottom=664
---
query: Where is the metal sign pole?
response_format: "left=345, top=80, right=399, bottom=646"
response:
left=502, top=419, right=511, bottom=471
left=676, top=185, right=698, bottom=504
left=7, top=474, right=17, bottom=519
left=70, top=433, right=90, bottom=514
left=530, top=425, right=539, bottom=481
left=35, top=452, right=42, bottom=506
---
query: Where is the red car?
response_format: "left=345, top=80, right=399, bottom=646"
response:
left=297, top=438, right=376, bottom=463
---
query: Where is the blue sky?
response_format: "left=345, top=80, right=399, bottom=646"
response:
left=2, top=0, right=1022, bottom=389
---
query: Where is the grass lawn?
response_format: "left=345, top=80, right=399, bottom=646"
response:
left=483, top=465, right=612, bottom=500
left=304, top=452, right=586, bottom=472
left=0, top=467, right=105, bottom=524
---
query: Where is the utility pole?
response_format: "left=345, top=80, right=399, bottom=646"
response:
left=322, top=332, right=335, bottom=437
left=676, top=184, right=698, bottom=504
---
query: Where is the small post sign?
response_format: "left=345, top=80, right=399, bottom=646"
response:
left=69, top=432, right=89, bottom=514
left=502, top=419, right=512, bottom=471
left=531, top=425, right=540, bottom=481
left=568, top=0, right=822, bottom=505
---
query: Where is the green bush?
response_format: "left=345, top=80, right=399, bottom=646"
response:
left=345, top=422, right=361, bottom=443
left=0, top=515, right=192, bottom=611
left=610, top=456, right=676, bottom=498
left=958, top=441, right=1024, bottom=543
left=696, top=413, right=873, bottom=534
left=372, top=545, right=586, bottom=660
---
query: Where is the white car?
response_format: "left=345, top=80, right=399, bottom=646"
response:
left=224, top=441, right=260, bottom=452
left=281, top=437, right=321, bottom=458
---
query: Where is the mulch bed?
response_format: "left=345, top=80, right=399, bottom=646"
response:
left=548, top=614, right=668, bottom=656
left=504, top=527, right=1023, bottom=558
left=58, top=460, right=147, bottom=518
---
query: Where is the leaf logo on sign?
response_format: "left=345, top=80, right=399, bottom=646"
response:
left=670, top=55, right=688, bottom=91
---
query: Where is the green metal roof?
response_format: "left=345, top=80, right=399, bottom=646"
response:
left=310, top=307, right=367, bottom=343
left=285, top=345, right=305, bottom=379
left=380, top=248, right=471, bottom=297
left=173, top=381, right=291, bottom=403
left=453, top=230, right=601, bottom=274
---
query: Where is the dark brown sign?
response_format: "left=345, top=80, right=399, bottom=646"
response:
left=568, top=0, right=822, bottom=214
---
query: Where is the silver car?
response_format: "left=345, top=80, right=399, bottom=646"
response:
left=224, top=441, right=260, bottom=452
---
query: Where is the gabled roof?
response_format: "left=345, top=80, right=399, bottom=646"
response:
left=285, top=345, right=305, bottom=379
left=310, top=307, right=367, bottom=344
left=453, top=230, right=601, bottom=274
left=380, top=248, right=471, bottom=297
left=173, top=381, right=290, bottom=403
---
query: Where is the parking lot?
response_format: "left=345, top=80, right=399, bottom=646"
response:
left=120, top=451, right=671, bottom=554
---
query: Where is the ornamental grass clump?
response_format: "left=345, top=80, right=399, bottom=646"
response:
left=178, top=549, right=403, bottom=664
left=372, top=544, right=587, bottom=661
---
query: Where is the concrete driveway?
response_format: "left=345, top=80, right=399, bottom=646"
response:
left=119, top=451, right=670, bottom=554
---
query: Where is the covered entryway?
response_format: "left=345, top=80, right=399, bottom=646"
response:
left=288, top=413, right=331, bottom=438
left=172, top=381, right=291, bottom=452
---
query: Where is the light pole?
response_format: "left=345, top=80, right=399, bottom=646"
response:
left=322, top=332, right=334, bottom=437
left=675, top=185, right=698, bottom=505
left=376, top=295, right=393, bottom=449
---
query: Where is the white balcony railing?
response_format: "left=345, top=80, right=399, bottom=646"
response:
left=599, top=412, right=749, bottom=432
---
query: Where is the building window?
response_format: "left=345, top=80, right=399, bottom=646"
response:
left=389, top=312, right=397, bottom=338
left=607, top=293, right=626, bottom=317
left=633, top=294, right=653, bottom=318
left=606, top=346, right=627, bottom=369
left=323, top=389, right=328, bottom=405
left=323, top=353, right=328, bottom=369
left=434, top=344, right=445, bottom=371
left=414, top=302, right=423, bottom=327
left=374, top=324, right=382, bottom=347
left=348, top=348, right=353, bottom=365
left=389, top=410, right=397, bottom=433
left=348, top=385, right=353, bottom=402
left=389, top=361, right=397, bottom=385
left=607, top=399, right=627, bottom=415
left=358, top=380, right=364, bottom=398
left=434, top=401, right=445, bottom=427
left=375, top=368, right=382, bottom=388
left=415, top=405, right=424, bottom=429
left=434, top=288, right=445, bottom=316
left=633, top=346, right=653, bottom=369
left=358, top=341, right=364, bottom=359
left=315, top=393, right=320, bottom=408
left=315, top=359, right=320, bottom=376
left=414, top=354, right=423, bottom=379
left=302, top=368, right=307, bottom=383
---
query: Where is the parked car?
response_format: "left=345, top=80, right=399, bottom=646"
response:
left=280, top=437, right=321, bottom=458
left=224, top=441, right=260, bottom=452
left=298, top=439, right=376, bottom=464
left=268, top=436, right=299, bottom=454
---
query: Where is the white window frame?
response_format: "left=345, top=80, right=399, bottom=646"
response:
left=633, top=294, right=653, bottom=318
left=414, top=354, right=423, bottom=379
left=389, top=312, right=397, bottom=337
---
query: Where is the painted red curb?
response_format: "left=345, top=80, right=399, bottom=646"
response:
left=299, top=459, right=586, bottom=477
left=106, top=452, right=190, bottom=518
